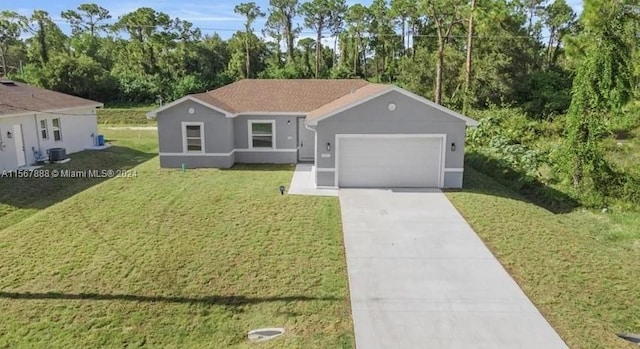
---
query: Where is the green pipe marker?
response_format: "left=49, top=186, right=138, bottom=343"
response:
left=181, top=163, right=186, bottom=172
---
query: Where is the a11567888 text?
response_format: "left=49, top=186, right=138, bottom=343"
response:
left=1, top=169, right=138, bottom=179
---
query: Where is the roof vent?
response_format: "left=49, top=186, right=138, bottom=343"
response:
left=0, top=79, right=16, bottom=86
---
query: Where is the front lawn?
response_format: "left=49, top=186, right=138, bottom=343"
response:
left=0, top=128, right=157, bottom=231
left=0, top=129, right=353, bottom=348
left=446, top=168, right=640, bottom=349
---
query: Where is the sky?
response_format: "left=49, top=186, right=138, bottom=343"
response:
left=8, top=0, right=584, bottom=43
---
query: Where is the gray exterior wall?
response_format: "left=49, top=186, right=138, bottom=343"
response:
left=313, top=90, right=467, bottom=188
left=443, top=171, right=464, bottom=188
left=157, top=100, right=302, bottom=167
left=157, top=100, right=235, bottom=168
left=233, top=115, right=299, bottom=164
left=316, top=171, right=335, bottom=188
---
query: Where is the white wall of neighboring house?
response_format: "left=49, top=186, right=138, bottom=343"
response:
left=0, top=107, right=98, bottom=172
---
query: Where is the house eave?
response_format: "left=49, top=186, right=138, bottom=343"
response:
left=0, top=104, right=104, bottom=119
left=305, top=86, right=479, bottom=127
left=146, top=95, right=233, bottom=119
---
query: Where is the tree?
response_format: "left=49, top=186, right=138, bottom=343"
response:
left=297, top=37, right=316, bottom=77
left=21, top=10, right=67, bottom=65
left=369, top=0, right=397, bottom=82
left=234, top=2, right=265, bottom=78
left=345, top=4, right=369, bottom=77
left=61, top=3, right=111, bottom=37
left=523, top=0, right=545, bottom=34
left=541, top=0, right=576, bottom=68
left=463, top=0, right=477, bottom=114
left=0, top=11, right=22, bottom=76
left=390, top=0, right=417, bottom=56
left=226, top=31, right=268, bottom=79
left=268, top=0, right=299, bottom=63
left=564, top=0, right=634, bottom=188
left=300, top=0, right=330, bottom=78
left=113, top=7, right=177, bottom=74
left=263, top=11, right=285, bottom=67
left=299, top=0, right=346, bottom=78
left=419, top=0, right=467, bottom=104
left=327, top=0, right=347, bottom=68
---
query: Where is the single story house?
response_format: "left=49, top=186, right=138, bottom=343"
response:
left=0, top=80, right=103, bottom=172
left=147, top=79, right=478, bottom=188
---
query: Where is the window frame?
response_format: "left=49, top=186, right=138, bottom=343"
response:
left=39, top=119, right=49, bottom=140
left=248, top=120, right=276, bottom=149
left=52, top=118, right=62, bottom=141
left=181, top=122, right=205, bottom=153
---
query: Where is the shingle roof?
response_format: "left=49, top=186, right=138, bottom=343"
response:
left=191, top=79, right=370, bottom=114
left=150, top=79, right=477, bottom=126
left=0, top=80, right=102, bottom=117
left=306, top=83, right=391, bottom=121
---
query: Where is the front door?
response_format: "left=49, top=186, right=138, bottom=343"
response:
left=297, top=117, right=315, bottom=161
left=13, top=124, right=26, bottom=167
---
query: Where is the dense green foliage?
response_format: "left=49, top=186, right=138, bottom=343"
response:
left=2, top=0, right=578, bottom=113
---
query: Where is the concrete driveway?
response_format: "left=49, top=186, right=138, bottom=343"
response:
left=339, top=189, right=568, bottom=349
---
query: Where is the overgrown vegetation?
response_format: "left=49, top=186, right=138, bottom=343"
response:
left=467, top=104, right=640, bottom=211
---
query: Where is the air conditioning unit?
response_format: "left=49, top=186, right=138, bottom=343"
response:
left=47, top=148, right=67, bottom=162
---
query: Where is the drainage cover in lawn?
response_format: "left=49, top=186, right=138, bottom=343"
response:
left=248, top=328, right=285, bottom=343
left=617, top=333, right=640, bottom=344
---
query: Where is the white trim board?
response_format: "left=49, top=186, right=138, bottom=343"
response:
left=235, top=148, right=295, bottom=153
left=444, top=168, right=464, bottom=172
left=160, top=152, right=233, bottom=157
left=147, top=96, right=232, bottom=118
left=334, top=134, right=447, bottom=189
left=235, top=112, right=305, bottom=116
left=160, top=148, right=297, bottom=157
left=1, top=104, right=103, bottom=119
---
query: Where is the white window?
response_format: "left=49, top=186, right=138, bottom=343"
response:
left=248, top=120, right=275, bottom=148
left=40, top=119, right=48, bottom=140
left=52, top=118, right=62, bottom=141
left=182, top=122, right=204, bottom=153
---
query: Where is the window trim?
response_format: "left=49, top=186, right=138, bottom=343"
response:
left=248, top=120, right=276, bottom=149
left=39, top=119, right=49, bottom=140
left=182, top=122, right=205, bottom=153
left=52, top=118, right=62, bottom=142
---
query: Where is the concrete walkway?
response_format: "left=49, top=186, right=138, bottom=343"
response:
left=339, top=189, right=568, bottom=349
left=287, top=163, right=338, bottom=196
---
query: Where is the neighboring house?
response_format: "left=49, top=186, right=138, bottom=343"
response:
left=0, top=80, right=103, bottom=172
left=147, top=79, right=478, bottom=188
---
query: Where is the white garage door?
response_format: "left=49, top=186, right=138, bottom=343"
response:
left=337, top=135, right=443, bottom=188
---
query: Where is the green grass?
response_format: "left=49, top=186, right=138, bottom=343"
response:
left=0, top=128, right=157, bottom=231
left=97, top=105, right=156, bottom=125
left=446, top=168, right=640, bottom=349
left=0, top=129, right=353, bottom=348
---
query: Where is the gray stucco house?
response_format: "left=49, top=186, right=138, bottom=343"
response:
left=147, top=79, right=478, bottom=188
